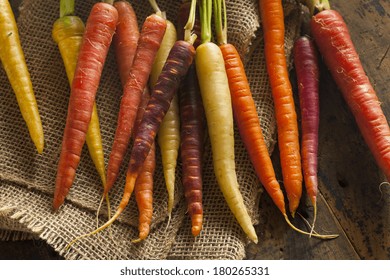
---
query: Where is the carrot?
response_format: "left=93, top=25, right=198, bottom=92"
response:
left=259, top=0, right=303, bottom=216
left=196, top=0, right=257, bottom=243
left=66, top=7, right=196, bottom=246
left=215, top=0, right=286, bottom=219
left=178, top=64, right=205, bottom=236
left=52, top=0, right=107, bottom=191
left=308, top=1, right=390, bottom=183
left=177, top=0, right=205, bottom=236
left=133, top=88, right=156, bottom=241
left=53, top=1, right=118, bottom=210
left=112, top=1, right=155, bottom=241
left=148, top=0, right=180, bottom=219
left=293, top=36, right=320, bottom=231
left=0, top=0, right=44, bottom=153
left=113, top=0, right=139, bottom=85
left=105, top=13, right=167, bottom=194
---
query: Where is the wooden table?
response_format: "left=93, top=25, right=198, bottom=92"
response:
left=1, top=0, right=389, bottom=260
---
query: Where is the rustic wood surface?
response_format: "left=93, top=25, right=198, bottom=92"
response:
left=1, top=0, right=389, bottom=260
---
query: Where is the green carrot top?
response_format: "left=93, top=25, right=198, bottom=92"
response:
left=60, top=0, right=75, bottom=17
left=213, top=0, right=227, bottom=45
left=199, top=0, right=212, bottom=43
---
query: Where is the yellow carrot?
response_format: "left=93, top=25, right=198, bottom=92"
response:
left=0, top=0, right=44, bottom=153
left=195, top=0, right=257, bottom=243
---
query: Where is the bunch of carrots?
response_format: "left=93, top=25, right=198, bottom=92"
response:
left=3, top=0, right=389, bottom=245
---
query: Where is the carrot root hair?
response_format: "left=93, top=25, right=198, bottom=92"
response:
left=66, top=174, right=137, bottom=250
left=283, top=214, right=338, bottom=240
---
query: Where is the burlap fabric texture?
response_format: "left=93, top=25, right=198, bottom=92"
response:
left=0, top=0, right=301, bottom=259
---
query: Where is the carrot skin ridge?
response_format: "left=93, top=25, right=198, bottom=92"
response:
left=311, top=9, right=390, bottom=182
left=53, top=3, right=118, bottom=210
left=113, top=1, right=140, bottom=85
left=52, top=15, right=107, bottom=188
left=220, top=43, right=287, bottom=215
left=105, top=13, right=167, bottom=193
left=259, top=0, right=302, bottom=216
left=196, top=42, right=258, bottom=243
left=293, top=36, right=320, bottom=206
left=0, top=0, right=44, bottom=153
left=128, top=40, right=196, bottom=177
left=178, top=64, right=205, bottom=236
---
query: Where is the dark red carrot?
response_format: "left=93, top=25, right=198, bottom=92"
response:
left=128, top=40, right=196, bottom=182
left=293, top=36, right=320, bottom=230
left=310, top=6, right=390, bottom=182
left=113, top=1, right=139, bottom=85
left=133, top=88, right=156, bottom=241
left=105, top=13, right=166, bottom=194
left=178, top=64, right=205, bottom=236
left=177, top=0, right=205, bottom=237
left=53, top=2, right=118, bottom=210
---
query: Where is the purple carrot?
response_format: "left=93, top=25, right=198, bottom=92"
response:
left=293, top=36, right=320, bottom=229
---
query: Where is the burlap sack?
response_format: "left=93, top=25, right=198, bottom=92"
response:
left=0, top=0, right=301, bottom=259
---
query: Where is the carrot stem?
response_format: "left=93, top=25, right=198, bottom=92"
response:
left=213, top=0, right=227, bottom=45
left=199, top=0, right=212, bottom=43
left=302, top=0, right=331, bottom=15
left=103, top=0, right=114, bottom=6
left=184, top=0, right=198, bottom=43
left=148, top=0, right=164, bottom=18
left=60, top=0, right=74, bottom=17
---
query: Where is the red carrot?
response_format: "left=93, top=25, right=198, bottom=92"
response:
left=309, top=3, right=390, bottom=183
left=293, top=36, right=320, bottom=230
left=113, top=1, right=139, bottom=85
left=53, top=2, right=118, bottom=210
left=105, top=13, right=166, bottom=193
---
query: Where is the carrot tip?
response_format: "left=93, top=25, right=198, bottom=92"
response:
left=191, top=213, right=203, bottom=237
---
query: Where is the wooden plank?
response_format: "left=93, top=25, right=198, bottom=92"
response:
left=248, top=0, right=390, bottom=260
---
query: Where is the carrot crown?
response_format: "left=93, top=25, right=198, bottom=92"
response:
left=213, top=0, right=227, bottom=45
left=148, top=0, right=166, bottom=18
left=199, top=0, right=212, bottom=43
left=60, top=0, right=75, bottom=17
left=301, top=0, right=331, bottom=15
left=103, top=0, right=114, bottom=5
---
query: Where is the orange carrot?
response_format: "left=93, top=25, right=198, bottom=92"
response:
left=105, top=13, right=166, bottom=194
left=53, top=1, right=118, bottom=210
left=259, top=0, right=303, bottom=216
